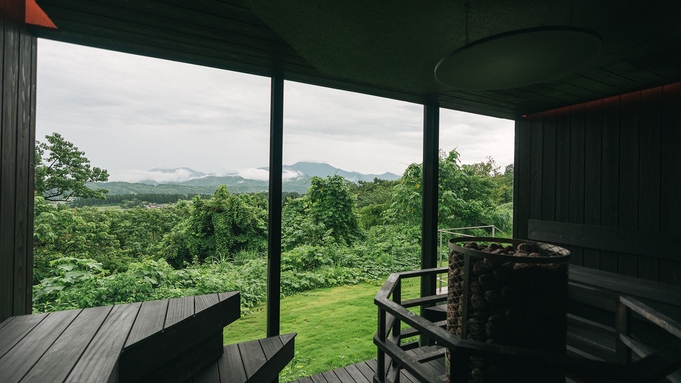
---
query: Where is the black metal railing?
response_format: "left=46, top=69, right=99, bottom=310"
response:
left=374, top=268, right=681, bottom=383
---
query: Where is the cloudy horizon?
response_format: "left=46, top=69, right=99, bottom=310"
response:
left=36, top=39, right=515, bottom=183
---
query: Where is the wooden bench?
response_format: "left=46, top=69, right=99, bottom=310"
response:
left=421, top=264, right=681, bottom=381
left=0, top=292, right=296, bottom=383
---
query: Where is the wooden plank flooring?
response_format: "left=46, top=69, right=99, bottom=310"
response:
left=291, top=347, right=443, bottom=383
left=0, top=293, right=241, bottom=383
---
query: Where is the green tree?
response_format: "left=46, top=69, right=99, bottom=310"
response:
left=158, top=186, right=267, bottom=268
left=389, top=149, right=500, bottom=229
left=35, top=133, right=109, bottom=202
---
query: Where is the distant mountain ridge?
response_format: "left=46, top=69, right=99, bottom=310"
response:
left=92, top=162, right=400, bottom=195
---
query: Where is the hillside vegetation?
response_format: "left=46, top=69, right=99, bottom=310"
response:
left=33, top=149, right=512, bottom=314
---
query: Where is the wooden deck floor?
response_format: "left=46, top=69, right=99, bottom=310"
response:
left=291, top=346, right=445, bottom=383
left=0, top=293, right=241, bottom=383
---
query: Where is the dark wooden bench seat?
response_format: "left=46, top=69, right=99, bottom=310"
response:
left=184, top=333, right=296, bottom=383
left=0, top=292, right=295, bottom=383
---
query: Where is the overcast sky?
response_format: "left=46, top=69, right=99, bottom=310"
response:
left=36, top=39, right=514, bottom=183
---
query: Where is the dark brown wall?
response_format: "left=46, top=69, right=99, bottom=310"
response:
left=514, top=83, right=681, bottom=285
left=0, top=1, right=38, bottom=321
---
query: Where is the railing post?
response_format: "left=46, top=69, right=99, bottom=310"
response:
left=393, top=280, right=401, bottom=383
left=377, top=307, right=386, bottom=383
left=616, top=298, right=632, bottom=365
left=267, top=72, right=284, bottom=339
left=420, top=101, right=439, bottom=346
left=448, top=349, right=469, bottom=383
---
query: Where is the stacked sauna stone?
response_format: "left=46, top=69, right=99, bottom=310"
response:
left=446, top=240, right=568, bottom=383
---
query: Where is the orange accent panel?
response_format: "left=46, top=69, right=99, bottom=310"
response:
left=25, top=0, right=57, bottom=29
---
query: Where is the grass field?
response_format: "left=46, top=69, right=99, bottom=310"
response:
left=223, top=277, right=422, bottom=381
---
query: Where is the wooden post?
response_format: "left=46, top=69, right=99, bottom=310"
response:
left=0, top=0, right=38, bottom=322
left=420, top=101, right=439, bottom=345
left=267, top=72, right=284, bottom=338
left=616, top=299, right=632, bottom=365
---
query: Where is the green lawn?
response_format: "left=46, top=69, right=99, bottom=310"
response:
left=223, top=278, right=422, bottom=381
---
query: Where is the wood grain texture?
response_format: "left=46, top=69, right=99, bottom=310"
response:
left=217, top=343, right=247, bottom=383
left=541, top=109, right=557, bottom=221
left=238, top=338, right=266, bottom=379
left=529, top=114, right=543, bottom=220
left=0, top=310, right=79, bottom=383
left=583, top=99, right=603, bottom=269
left=555, top=106, right=571, bottom=224
left=0, top=10, right=19, bottom=322
left=599, top=95, right=621, bottom=273
left=513, top=118, right=532, bottom=239
left=637, top=87, right=662, bottom=280
left=0, top=312, right=47, bottom=358
left=125, top=298, right=169, bottom=347
left=569, top=103, right=586, bottom=266
left=660, top=83, right=681, bottom=285
left=165, top=296, right=195, bottom=328
left=65, top=302, right=141, bottom=383
left=194, top=293, right=219, bottom=314
left=189, top=361, right=218, bottom=383
left=21, top=306, right=112, bottom=383
left=618, top=91, right=640, bottom=277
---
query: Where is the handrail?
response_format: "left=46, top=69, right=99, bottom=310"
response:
left=373, top=268, right=681, bottom=383
left=436, top=225, right=505, bottom=291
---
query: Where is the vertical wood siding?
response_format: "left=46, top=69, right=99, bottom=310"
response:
left=514, top=83, right=681, bottom=285
left=0, top=6, right=37, bottom=321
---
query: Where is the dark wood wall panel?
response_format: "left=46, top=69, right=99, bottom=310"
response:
left=659, top=83, right=681, bottom=285
left=513, top=118, right=532, bottom=240
left=0, top=7, right=37, bottom=321
left=514, top=83, right=681, bottom=285
left=618, top=91, right=640, bottom=277
left=636, top=87, right=661, bottom=281
left=599, top=96, right=620, bottom=273
left=582, top=100, right=602, bottom=269
left=569, top=104, right=585, bottom=266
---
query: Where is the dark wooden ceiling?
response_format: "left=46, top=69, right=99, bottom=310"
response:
left=34, top=0, right=681, bottom=119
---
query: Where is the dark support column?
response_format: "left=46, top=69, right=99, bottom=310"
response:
left=0, top=3, right=38, bottom=322
left=266, top=72, right=284, bottom=338
left=420, top=101, right=439, bottom=345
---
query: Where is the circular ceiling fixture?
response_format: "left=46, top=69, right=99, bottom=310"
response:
left=434, top=27, right=602, bottom=90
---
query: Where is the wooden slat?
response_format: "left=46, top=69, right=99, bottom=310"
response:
left=354, top=361, right=376, bottom=382
left=121, top=293, right=237, bottom=382
left=24, top=29, right=37, bottom=313
left=660, top=83, right=681, bottom=285
left=555, top=106, right=571, bottom=225
left=529, top=114, right=543, bottom=222
left=12, top=27, right=34, bottom=316
left=124, top=298, right=168, bottom=347
left=0, top=313, right=47, bottom=358
left=600, top=95, right=621, bottom=273
left=0, top=9, right=20, bottom=322
left=513, top=118, right=532, bottom=238
left=190, top=361, right=218, bottom=383
left=195, top=293, right=219, bottom=314
left=0, top=317, right=12, bottom=330
left=321, top=370, right=342, bottom=383
left=583, top=99, right=602, bottom=269
left=637, top=86, right=662, bottom=281
left=343, top=364, right=371, bottom=383
left=569, top=103, right=586, bottom=266
left=310, top=373, right=328, bottom=383
left=0, top=310, right=79, bottom=383
left=217, top=343, right=247, bottom=383
left=238, top=338, right=267, bottom=379
left=528, top=220, right=678, bottom=261
left=541, top=109, right=557, bottom=222
left=570, top=265, right=681, bottom=307
left=65, top=302, right=141, bottom=383
left=259, top=335, right=283, bottom=359
left=138, top=332, right=222, bottom=383
left=21, top=306, right=112, bottom=383
left=165, top=296, right=195, bottom=328
left=618, top=91, right=640, bottom=277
